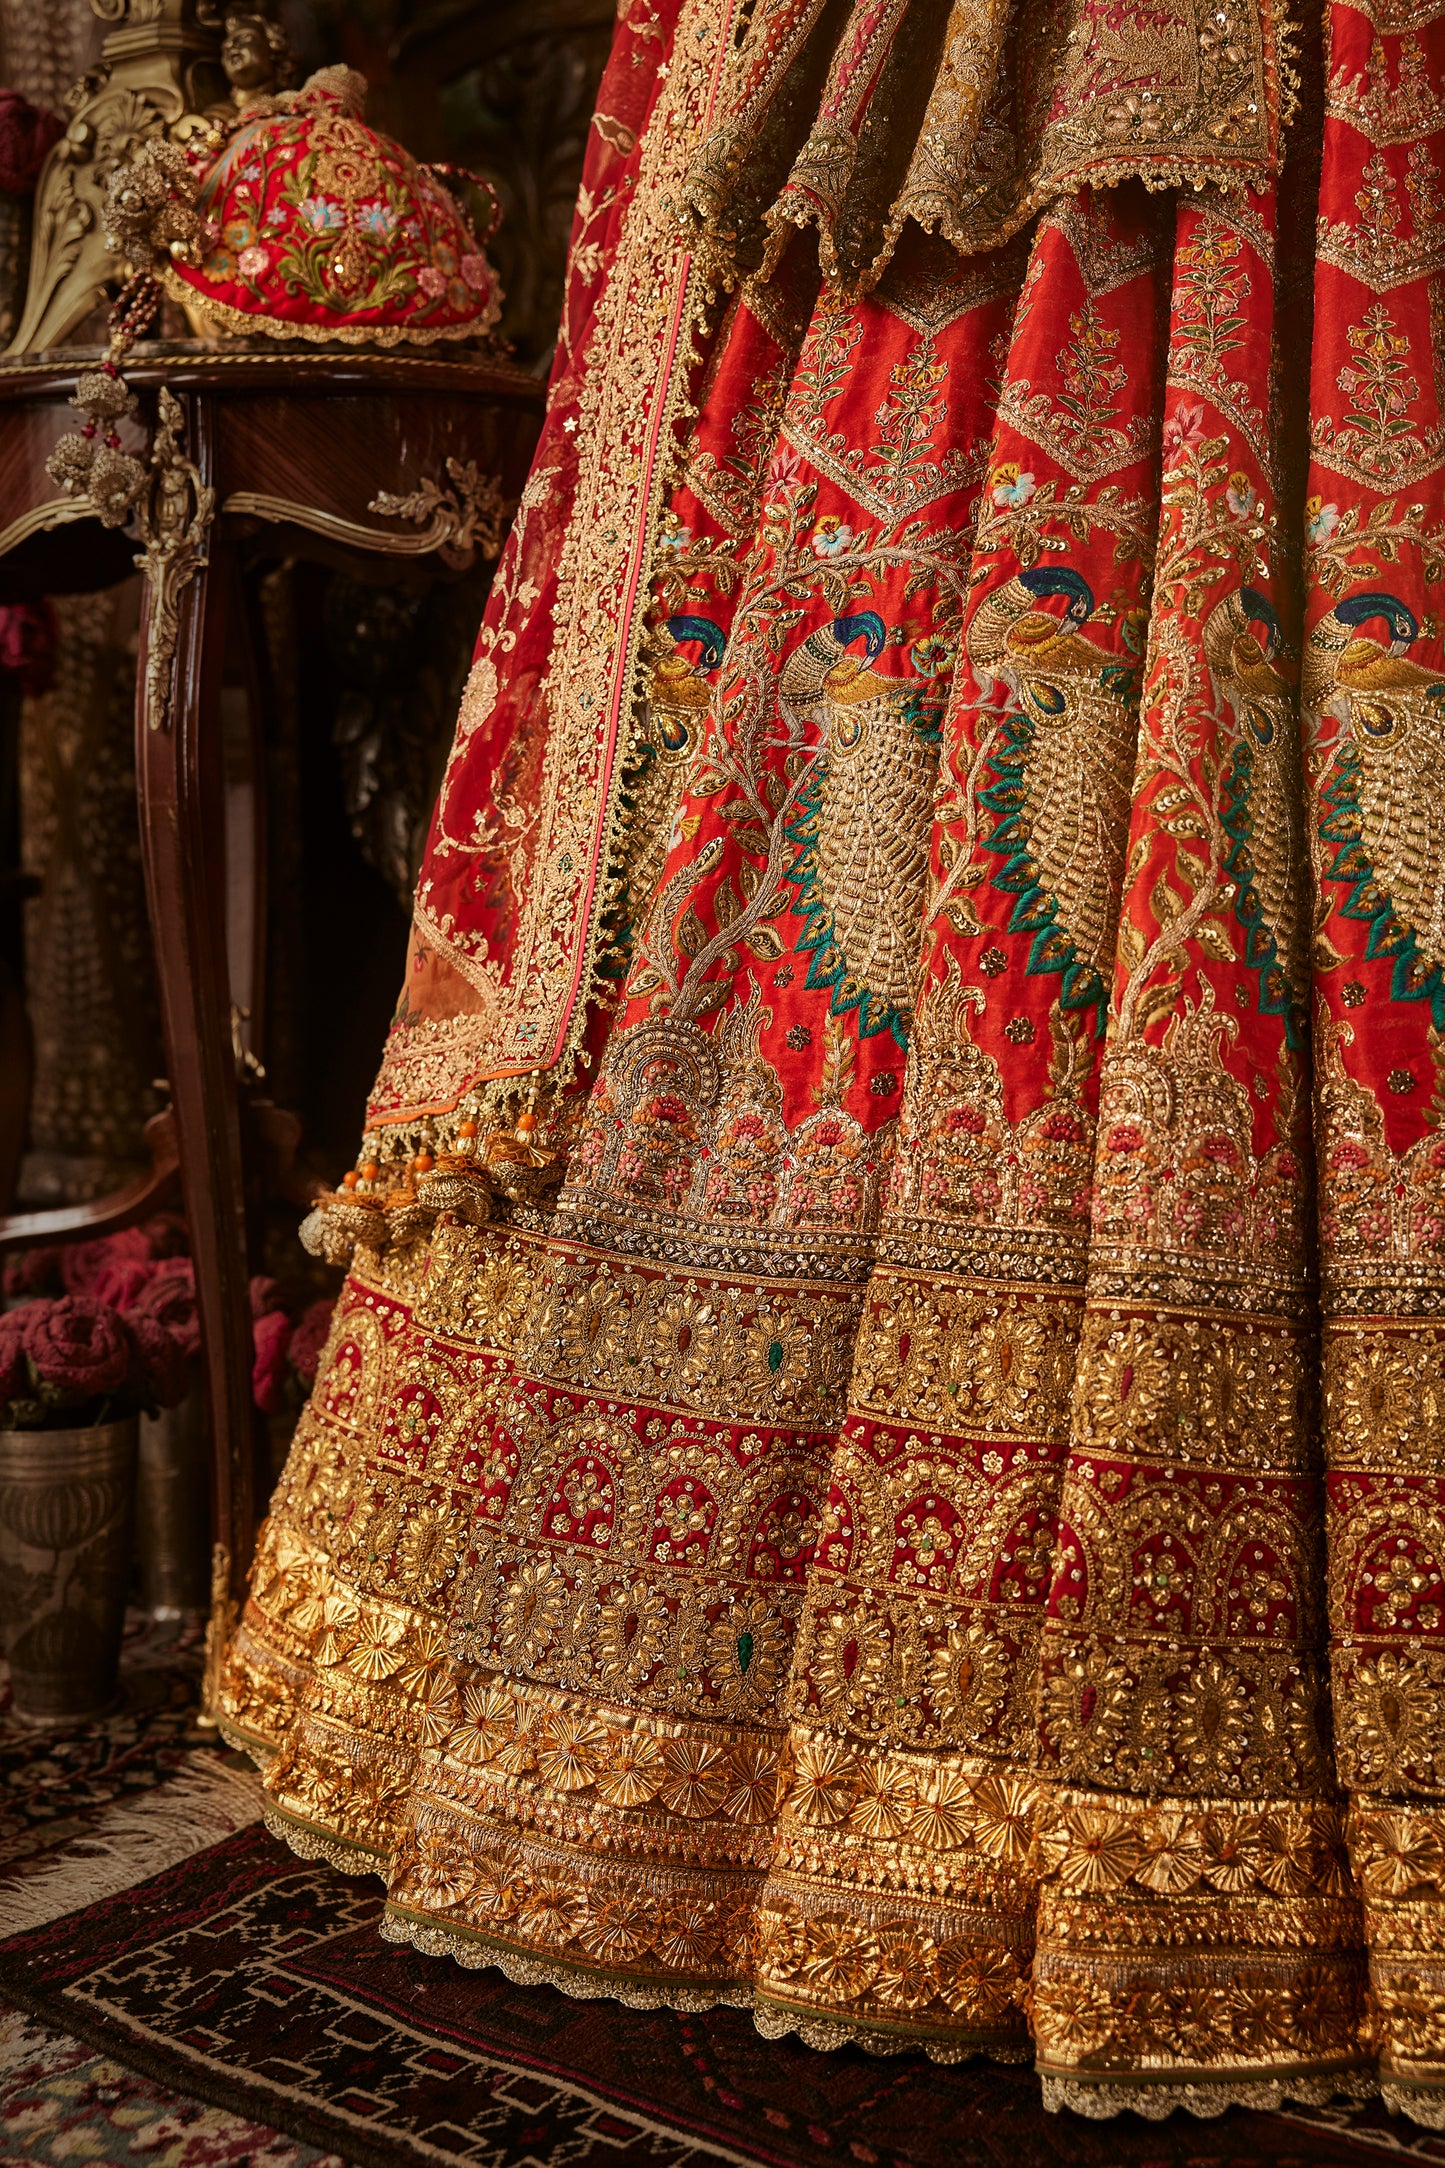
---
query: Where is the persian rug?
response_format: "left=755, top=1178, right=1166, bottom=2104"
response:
left=0, top=1615, right=328, bottom=2164
left=0, top=2005, right=341, bottom=2168
left=0, top=1822, right=1438, bottom=2168
left=0, top=1611, right=216, bottom=1875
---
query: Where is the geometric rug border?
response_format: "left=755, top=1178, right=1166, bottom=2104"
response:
left=0, top=1954, right=418, bottom=2168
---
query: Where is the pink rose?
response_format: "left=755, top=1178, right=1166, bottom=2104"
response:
left=22, top=1296, right=131, bottom=1398
left=126, top=1312, right=188, bottom=1410
left=128, top=1257, right=201, bottom=1362
left=459, top=251, right=491, bottom=293
left=416, top=264, right=446, bottom=299
left=288, top=1298, right=335, bottom=1385
left=238, top=243, right=269, bottom=278
left=252, top=1308, right=292, bottom=1414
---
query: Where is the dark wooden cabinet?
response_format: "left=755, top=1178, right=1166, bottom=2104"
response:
left=0, top=344, right=543, bottom=1609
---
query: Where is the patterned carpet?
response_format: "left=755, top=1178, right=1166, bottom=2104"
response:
left=0, top=2005, right=341, bottom=2167
left=0, top=1613, right=214, bottom=1877
left=0, top=1614, right=333, bottom=2166
left=0, top=1819, right=1443, bottom=2168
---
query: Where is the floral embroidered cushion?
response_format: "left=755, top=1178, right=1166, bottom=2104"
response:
left=160, top=67, right=500, bottom=347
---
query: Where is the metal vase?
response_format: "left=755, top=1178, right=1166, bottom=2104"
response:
left=136, top=1392, right=210, bottom=1617
left=0, top=1416, right=137, bottom=1722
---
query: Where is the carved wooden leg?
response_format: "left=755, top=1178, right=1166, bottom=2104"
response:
left=131, top=390, right=260, bottom=1619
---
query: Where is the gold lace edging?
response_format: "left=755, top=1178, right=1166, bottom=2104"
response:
left=751, top=153, right=1273, bottom=305
left=1382, top=2081, right=1445, bottom=2129
left=262, top=1798, right=391, bottom=1880
left=260, top=1793, right=1387, bottom=2107
left=1039, top=2066, right=1378, bottom=2120
left=752, top=1995, right=1031, bottom=2065
left=380, top=1902, right=754, bottom=2014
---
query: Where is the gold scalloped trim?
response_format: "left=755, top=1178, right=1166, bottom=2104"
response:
left=752, top=1995, right=1031, bottom=2065
left=1382, top=2081, right=1445, bottom=2128
left=262, top=1797, right=390, bottom=1877
left=253, top=1766, right=1391, bottom=2106
left=159, top=262, right=503, bottom=350
left=380, top=1903, right=754, bottom=2013
left=752, top=151, right=1272, bottom=304
left=1039, top=2067, right=1378, bottom=2120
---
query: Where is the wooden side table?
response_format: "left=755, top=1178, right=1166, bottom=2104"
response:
left=0, top=345, right=544, bottom=1626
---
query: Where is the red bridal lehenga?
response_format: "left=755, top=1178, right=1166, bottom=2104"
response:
left=216, top=0, right=1445, bottom=2121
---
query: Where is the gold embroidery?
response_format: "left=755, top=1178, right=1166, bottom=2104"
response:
left=687, top=0, right=1290, bottom=295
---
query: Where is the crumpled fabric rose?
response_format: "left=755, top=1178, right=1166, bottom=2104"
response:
left=127, top=1256, right=201, bottom=1362
left=22, top=1295, right=131, bottom=1399
left=126, top=1311, right=189, bottom=1410
left=90, top=1257, right=156, bottom=1312
left=62, top=1227, right=153, bottom=1297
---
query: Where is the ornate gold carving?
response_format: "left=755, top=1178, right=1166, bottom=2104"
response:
left=368, top=458, right=505, bottom=570
left=7, top=0, right=225, bottom=359
left=225, top=459, right=506, bottom=572
left=134, top=386, right=215, bottom=733
left=0, top=494, right=98, bottom=559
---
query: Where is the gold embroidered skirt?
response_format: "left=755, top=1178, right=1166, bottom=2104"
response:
left=219, top=0, right=1445, bottom=2123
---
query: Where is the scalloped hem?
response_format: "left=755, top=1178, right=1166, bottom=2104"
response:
left=752, top=1995, right=1031, bottom=2065
left=249, top=1785, right=1394, bottom=2114
left=1382, top=2080, right=1445, bottom=2129
left=717, top=148, right=1274, bottom=307
left=262, top=1799, right=390, bottom=1880
left=1039, top=2065, right=1378, bottom=2120
left=380, top=1901, right=753, bottom=2014
left=215, top=1716, right=276, bottom=1764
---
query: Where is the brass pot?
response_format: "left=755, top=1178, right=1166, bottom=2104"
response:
left=0, top=1417, right=137, bottom=1722
left=137, top=1393, right=210, bottom=1618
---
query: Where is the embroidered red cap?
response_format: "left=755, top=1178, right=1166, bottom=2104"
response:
left=159, top=67, right=501, bottom=348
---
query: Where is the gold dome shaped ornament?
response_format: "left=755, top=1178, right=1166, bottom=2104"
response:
left=413, top=1152, right=496, bottom=1230
left=92, top=54, right=503, bottom=351
left=480, top=1112, right=564, bottom=1209
left=298, top=1179, right=392, bottom=1266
